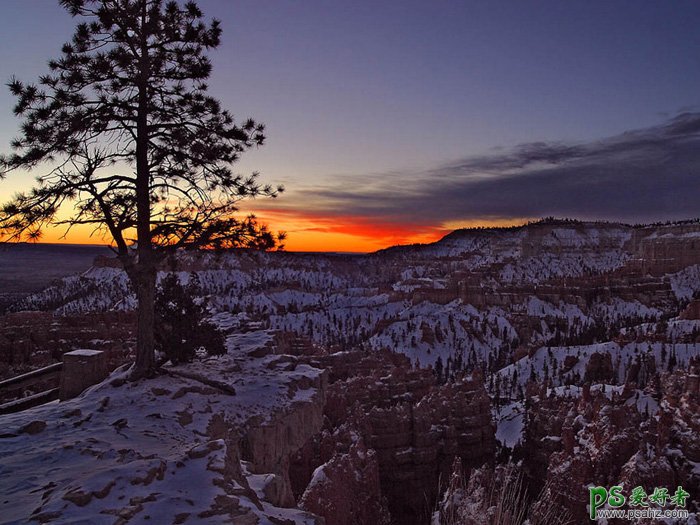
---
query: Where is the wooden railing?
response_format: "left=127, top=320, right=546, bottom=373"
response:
left=0, top=362, right=63, bottom=415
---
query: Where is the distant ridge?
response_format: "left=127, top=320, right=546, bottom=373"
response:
left=374, top=216, right=700, bottom=255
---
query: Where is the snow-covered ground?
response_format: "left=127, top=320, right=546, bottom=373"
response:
left=494, top=401, right=525, bottom=448
left=497, top=341, right=700, bottom=390
left=0, top=327, right=325, bottom=524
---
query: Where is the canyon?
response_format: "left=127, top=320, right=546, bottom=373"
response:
left=1, top=218, right=700, bottom=523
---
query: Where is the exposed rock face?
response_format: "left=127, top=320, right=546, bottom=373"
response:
left=299, top=428, right=391, bottom=525
left=18, top=221, right=700, bottom=374
left=0, top=328, right=328, bottom=525
left=433, top=460, right=575, bottom=525
left=634, top=225, right=700, bottom=274
left=377, top=378, right=493, bottom=524
left=241, top=368, right=328, bottom=508
left=458, top=272, right=678, bottom=313
left=562, top=354, right=579, bottom=373
left=290, top=348, right=495, bottom=525
left=0, top=317, right=495, bottom=525
left=680, top=299, right=700, bottom=320
left=546, top=402, right=643, bottom=519
left=433, top=460, right=493, bottom=525
left=583, top=351, right=614, bottom=383
left=7, top=219, right=700, bottom=523
left=521, top=361, right=700, bottom=522
left=661, top=363, right=700, bottom=468
left=521, top=385, right=566, bottom=488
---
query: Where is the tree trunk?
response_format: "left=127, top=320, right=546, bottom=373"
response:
left=133, top=266, right=157, bottom=376
left=133, top=0, right=155, bottom=378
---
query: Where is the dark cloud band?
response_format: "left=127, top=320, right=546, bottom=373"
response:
left=280, top=112, right=700, bottom=226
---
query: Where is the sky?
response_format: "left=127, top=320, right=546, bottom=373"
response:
left=1, top=1, right=700, bottom=252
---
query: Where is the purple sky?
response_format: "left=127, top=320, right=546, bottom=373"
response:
left=1, top=1, right=700, bottom=248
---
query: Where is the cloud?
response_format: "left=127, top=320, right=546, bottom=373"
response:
left=271, top=112, right=700, bottom=227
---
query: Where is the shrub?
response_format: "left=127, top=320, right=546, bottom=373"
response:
left=154, top=273, right=226, bottom=364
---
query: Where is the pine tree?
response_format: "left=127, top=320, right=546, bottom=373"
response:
left=434, top=356, right=444, bottom=384
left=454, top=347, right=463, bottom=373
left=0, top=1, right=283, bottom=377
left=667, top=347, right=677, bottom=372
left=155, top=273, right=225, bottom=364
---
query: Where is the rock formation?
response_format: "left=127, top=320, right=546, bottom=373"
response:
left=288, top=347, right=495, bottom=525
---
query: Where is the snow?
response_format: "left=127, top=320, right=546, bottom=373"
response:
left=668, top=264, right=700, bottom=300
left=494, top=401, right=524, bottom=448
left=306, top=465, right=330, bottom=490
left=497, top=341, right=700, bottom=392
left=4, top=220, right=700, bottom=521
left=0, top=327, right=325, bottom=524
left=64, top=349, right=104, bottom=357
left=12, top=222, right=700, bottom=380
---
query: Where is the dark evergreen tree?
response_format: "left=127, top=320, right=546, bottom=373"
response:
left=0, top=0, right=283, bottom=377
left=454, top=347, right=463, bottom=373
left=667, top=347, right=677, bottom=372
left=434, top=356, right=444, bottom=384
left=155, top=273, right=225, bottom=364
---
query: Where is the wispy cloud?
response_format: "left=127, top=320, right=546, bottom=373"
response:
left=270, top=112, right=700, bottom=228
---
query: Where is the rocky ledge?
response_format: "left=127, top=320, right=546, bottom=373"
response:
left=0, top=324, right=497, bottom=525
left=0, top=325, right=326, bottom=525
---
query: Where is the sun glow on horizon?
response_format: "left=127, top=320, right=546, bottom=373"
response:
left=28, top=209, right=530, bottom=253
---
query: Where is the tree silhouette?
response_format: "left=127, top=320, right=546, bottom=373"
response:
left=0, top=0, right=283, bottom=377
left=155, top=273, right=225, bottom=364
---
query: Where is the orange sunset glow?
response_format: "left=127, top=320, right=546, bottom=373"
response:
left=261, top=213, right=529, bottom=252
left=34, top=206, right=528, bottom=252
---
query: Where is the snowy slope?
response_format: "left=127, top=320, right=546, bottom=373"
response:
left=0, top=328, right=325, bottom=524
